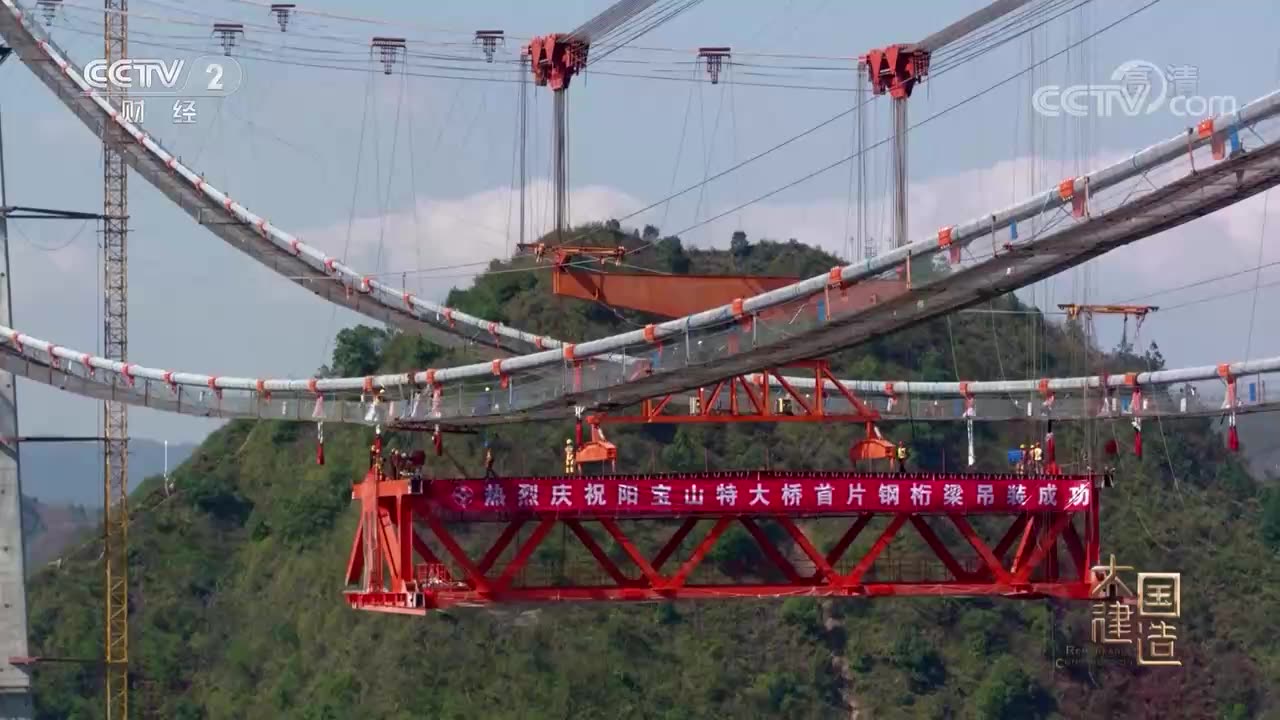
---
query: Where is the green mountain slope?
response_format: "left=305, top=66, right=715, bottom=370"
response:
left=23, top=228, right=1280, bottom=720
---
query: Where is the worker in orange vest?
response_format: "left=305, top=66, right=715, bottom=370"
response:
left=564, top=438, right=577, bottom=475
left=484, top=444, right=497, bottom=479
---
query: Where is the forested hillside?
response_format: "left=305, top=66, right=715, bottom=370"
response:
left=23, top=225, right=1280, bottom=720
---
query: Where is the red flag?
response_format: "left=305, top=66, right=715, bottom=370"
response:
left=1228, top=425, right=1240, bottom=452
left=316, top=441, right=325, bottom=466
left=1133, top=427, right=1143, bottom=458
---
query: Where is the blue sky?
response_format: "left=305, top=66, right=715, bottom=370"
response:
left=2, top=0, right=1279, bottom=448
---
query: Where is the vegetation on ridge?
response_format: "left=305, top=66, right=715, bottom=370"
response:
left=21, top=226, right=1280, bottom=719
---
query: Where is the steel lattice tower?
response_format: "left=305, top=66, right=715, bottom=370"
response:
left=102, top=0, right=129, bottom=717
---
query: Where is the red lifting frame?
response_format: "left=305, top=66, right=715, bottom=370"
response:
left=344, top=470, right=1101, bottom=614
left=591, top=359, right=880, bottom=426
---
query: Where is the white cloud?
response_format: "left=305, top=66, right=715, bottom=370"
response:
left=298, top=180, right=641, bottom=300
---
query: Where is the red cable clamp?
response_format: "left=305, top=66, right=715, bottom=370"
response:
left=402, top=292, right=414, bottom=309
left=223, top=197, right=234, bottom=211
left=121, top=364, right=135, bottom=387
left=81, top=353, right=95, bottom=378
left=362, top=376, right=374, bottom=394
left=289, top=239, right=301, bottom=256
left=959, top=381, right=974, bottom=416
left=534, top=336, right=546, bottom=350
left=323, top=257, right=336, bottom=274
left=163, top=371, right=177, bottom=392
left=937, top=226, right=961, bottom=265
left=1219, top=363, right=1239, bottom=451
left=165, top=157, right=177, bottom=171
left=1057, top=178, right=1076, bottom=201
left=1038, top=377, right=1056, bottom=410
left=937, top=226, right=953, bottom=248
left=1198, top=117, right=1226, bottom=160
left=8, top=333, right=21, bottom=352
left=491, top=359, right=509, bottom=389
left=442, top=308, right=455, bottom=327
left=256, top=379, right=270, bottom=401
left=48, top=345, right=61, bottom=370
left=255, top=219, right=268, bottom=237
left=730, top=298, right=752, bottom=328
left=358, top=276, right=371, bottom=293
left=425, top=369, right=439, bottom=388
left=207, top=376, right=222, bottom=398
left=563, top=344, right=576, bottom=362
left=643, top=324, right=658, bottom=344
left=307, top=378, right=320, bottom=395
left=1058, top=177, right=1088, bottom=217
left=488, top=321, right=500, bottom=337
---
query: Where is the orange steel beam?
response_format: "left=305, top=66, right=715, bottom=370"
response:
left=516, top=242, right=626, bottom=266
left=554, top=267, right=907, bottom=318
left=1057, top=304, right=1158, bottom=320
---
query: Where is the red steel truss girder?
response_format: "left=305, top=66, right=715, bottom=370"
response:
left=343, top=470, right=1101, bottom=613
left=591, top=360, right=880, bottom=425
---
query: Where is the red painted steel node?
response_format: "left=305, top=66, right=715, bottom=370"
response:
left=526, top=34, right=589, bottom=91
left=344, top=470, right=1101, bottom=613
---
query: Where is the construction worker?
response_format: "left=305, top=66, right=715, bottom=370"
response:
left=564, top=438, right=577, bottom=475
left=895, top=441, right=909, bottom=473
left=1031, top=442, right=1044, bottom=473
left=1017, top=443, right=1027, bottom=475
left=484, top=445, right=497, bottom=479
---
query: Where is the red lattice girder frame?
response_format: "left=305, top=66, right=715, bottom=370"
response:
left=344, top=470, right=1101, bottom=613
left=591, top=360, right=879, bottom=425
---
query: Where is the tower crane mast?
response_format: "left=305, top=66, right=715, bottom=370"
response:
left=102, top=0, right=129, bottom=717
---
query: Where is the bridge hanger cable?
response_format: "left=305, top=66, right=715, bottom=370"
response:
left=616, top=0, right=1160, bottom=258
left=53, top=21, right=865, bottom=94
left=632, top=0, right=1159, bottom=255
left=308, top=0, right=1150, bottom=287
left=1244, top=49, right=1280, bottom=360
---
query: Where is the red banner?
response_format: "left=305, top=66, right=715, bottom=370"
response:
left=426, top=473, right=1093, bottom=517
